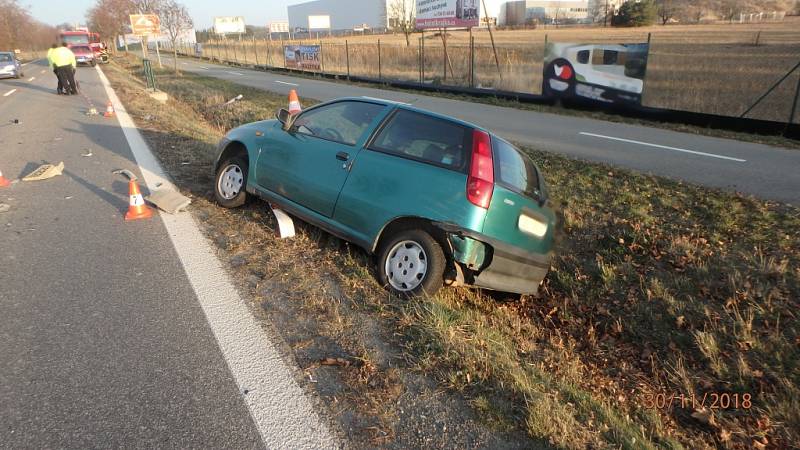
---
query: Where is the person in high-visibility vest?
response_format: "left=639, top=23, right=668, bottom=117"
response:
left=46, top=44, right=64, bottom=94
left=51, top=43, right=77, bottom=95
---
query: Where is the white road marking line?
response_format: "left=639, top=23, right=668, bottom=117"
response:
left=226, top=71, right=244, bottom=76
left=274, top=80, right=299, bottom=86
left=579, top=132, right=747, bottom=163
left=27, top=77, right=35, bottom=82
left=95, top=65, right=336, bottom=450
left=3, top=89, right=16, bottom=97
left=199, top=66, right=209, bottom=70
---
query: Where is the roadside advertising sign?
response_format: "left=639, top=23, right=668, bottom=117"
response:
left=307, top=15, right=331, bottom=30
left=542, top=42, right=650, bottom=106
left=129, top=14, right=161, bottom=35
left=214, top=16, right=246, bottom=35
left=284, top=45, right=321, bottom=71
left=269, top=22, right=290, bottom=34
left=416, top=0, right=480, bottom=29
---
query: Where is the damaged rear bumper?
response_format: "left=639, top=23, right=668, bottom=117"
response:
left=434, top=222, right=552, bottom=295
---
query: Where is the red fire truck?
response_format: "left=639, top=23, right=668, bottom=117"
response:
left=58, top=29, right=108, bottom=63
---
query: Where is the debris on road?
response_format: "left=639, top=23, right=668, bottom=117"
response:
left=22, top=162, right=64, bottom=182
left=111, top=168, right=137, bottom=181
left=146, top=189, right=191, bottom=214
left=0, top=203, right=10, bottom=213
left=81, top=151, right=93, bottom=157
left=86, top=107, right=99, bottom=116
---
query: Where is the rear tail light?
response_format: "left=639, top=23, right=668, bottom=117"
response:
left=466, top=129, right=494, bottom=209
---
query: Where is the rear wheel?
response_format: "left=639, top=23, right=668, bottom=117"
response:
left=377, top=229, right=445, bottom=298
left=214, top=155, right=248, bottom=208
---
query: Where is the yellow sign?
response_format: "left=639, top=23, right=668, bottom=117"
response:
left=130, top=14, right=161, bottom=35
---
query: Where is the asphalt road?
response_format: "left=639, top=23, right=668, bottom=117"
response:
left=164, top=54, right=800, bottom=205
left=0, top=60, right=331, bottom=448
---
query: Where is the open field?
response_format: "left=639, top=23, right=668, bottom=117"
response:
left=193, top=19, right=800, bottom=124
left=108, top=55, right=799, bottom=449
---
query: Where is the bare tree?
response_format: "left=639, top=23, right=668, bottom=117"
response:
left=387, top=0, right=415, bottom=46
left=157, top=0, right=192, bottom=74
left=0, top=0, right=59, bottom=57
left=656, top=0, right=680, bottom=24
left=88, top=0, right=134, bottom=53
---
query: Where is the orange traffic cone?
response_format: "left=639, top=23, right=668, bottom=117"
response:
left=0, top=168, right=11, bottom=187
left=288, top=89, right=302, bottom=115
left=103, top=101, right=115, bottom=118
left=124, top=178, right=153, bottom=221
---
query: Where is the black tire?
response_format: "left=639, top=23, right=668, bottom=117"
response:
left=377, top=228, right=445, bottom=298
left=214, top=155, right=248, bottom=208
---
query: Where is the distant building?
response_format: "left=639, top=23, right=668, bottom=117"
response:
left=287, top=0, right=507, bottom=32
left=499, top=0, right=625, bottom=25
left=499, top=1, right=591, bottom=25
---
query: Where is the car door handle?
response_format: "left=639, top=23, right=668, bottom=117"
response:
left=335, top=151, right=350, bottom=161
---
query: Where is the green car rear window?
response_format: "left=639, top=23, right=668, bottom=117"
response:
left=369, top=109, right=469, bottom=171
left=492, top=138, right=540, bottom=197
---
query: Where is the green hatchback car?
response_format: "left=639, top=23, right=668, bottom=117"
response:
left=213, top=97, right=555, bottom=297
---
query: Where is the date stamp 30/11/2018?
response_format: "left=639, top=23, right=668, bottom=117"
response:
left=640, top=392, right=753, bottom=410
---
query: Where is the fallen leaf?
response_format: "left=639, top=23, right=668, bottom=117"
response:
left=320, top=357, right=351, bottom=367
left=691, top=407, right=716, bottom=426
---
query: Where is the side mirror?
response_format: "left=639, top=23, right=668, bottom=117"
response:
left=276, top=108, right=294, bottom=131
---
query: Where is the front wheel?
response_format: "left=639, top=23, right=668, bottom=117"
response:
left=377, top=229, right=445, bottom=298
left=214, top=155, right=248, bottom=208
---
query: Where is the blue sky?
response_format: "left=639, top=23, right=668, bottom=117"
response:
left=27, top=0, right=309, bottom=29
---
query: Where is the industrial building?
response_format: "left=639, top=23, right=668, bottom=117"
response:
left=287, top=0, right=391, bottom=31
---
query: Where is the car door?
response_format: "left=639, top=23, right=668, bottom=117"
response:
left=256, top=100, right=387, bottom=217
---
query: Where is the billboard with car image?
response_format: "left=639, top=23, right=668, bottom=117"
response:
left=542, top=42, right=650, bottom=106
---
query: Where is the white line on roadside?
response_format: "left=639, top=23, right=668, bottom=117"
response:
left=27, top=77, right=35, bottom=82
left=3, top=89, right=16, bottom=97
left=199, top=66, right=209, bottom=70
left=579, top=132, right=747, bottom=163
left=226, top=71, right=244, bottom=76
left=274, top=80, right=299, bottom=86
left=94, top=65, right=336, bottom=450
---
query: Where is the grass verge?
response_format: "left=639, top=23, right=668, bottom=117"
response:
left=107, top=54, right=799, bottom=450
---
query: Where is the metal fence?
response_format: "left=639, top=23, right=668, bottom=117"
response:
left=168, top=27, right=800, bottom=125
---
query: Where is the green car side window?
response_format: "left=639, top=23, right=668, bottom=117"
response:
left=369, top=109, right=469, bottom=171
left=293, top=101, right=384, bottom=146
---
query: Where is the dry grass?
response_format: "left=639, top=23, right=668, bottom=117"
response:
left=193, top=19, right=800, bottom=124
left=108, top=55, right=800, bottom=449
